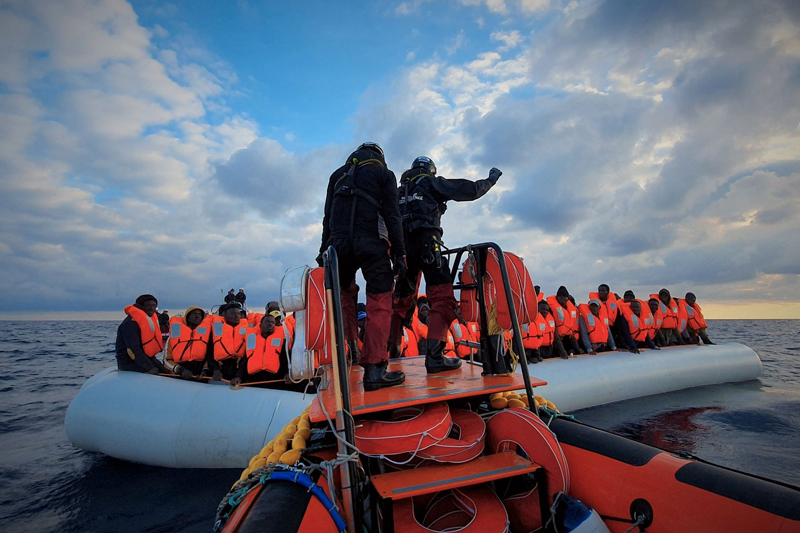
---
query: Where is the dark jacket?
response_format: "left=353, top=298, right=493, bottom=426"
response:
left=235, top=292, right=246, bottom=304
left=116, top=316, right=164, bottom=373
left=320, top=148, right=406, bottom=257
left=398, top=169, right=495, bottom=235
left=224, top=293, right=235, bottom=304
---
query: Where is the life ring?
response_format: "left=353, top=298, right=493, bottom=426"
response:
left=486, top=407, right=570, bottom=506
left=394, top=487, right=509, bottom=533
left=355, top=402, right=452, bottom=456
left=417, top=408, right=486, bottom=464
left=304, top=267, right=327, bottom=359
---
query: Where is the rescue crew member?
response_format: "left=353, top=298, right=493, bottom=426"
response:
left=390, top=155, right=502, bottom=374
left=209, top=303, right=248, bottom=381
left=578, top=299, right=617, bottom=355
left=167, top=306, right=212, bottom=379
left=618, top=300, right=660, bottom=353
left=682, top=292, right=714, bottom=345
left=232, top=314, right=288, bottom=387
left=235, top=288, right=246, bottom=305
left=546, top=286, right=585, bottom=356
left=318, top=142, right=407, bottom=391
left=224, top=289, right=236, bottom=304
left=116, top=294, right=168, bottom=374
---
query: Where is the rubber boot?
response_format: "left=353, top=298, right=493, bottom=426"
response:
left=362, top=361, right=405, bottom=392
left=425, top=339, right=462, bottom=374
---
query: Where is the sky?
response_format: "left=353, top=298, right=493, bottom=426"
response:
left=1, top=0, right=799, bottom=318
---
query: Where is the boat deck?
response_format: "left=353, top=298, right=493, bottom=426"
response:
left=308, top=356, right=546, bottom=423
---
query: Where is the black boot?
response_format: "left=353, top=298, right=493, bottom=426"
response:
left=362, top=362, right=405, bottom=392
left=347, top=340, right=360, bottom=364
left=425, top=340, right=462, bottom=374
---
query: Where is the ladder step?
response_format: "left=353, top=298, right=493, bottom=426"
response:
left=371, top=452, right=540, bottom=500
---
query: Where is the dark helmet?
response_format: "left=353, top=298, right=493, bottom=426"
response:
left=357, top=142, right=384, bottom=158
left=412, top=156, right=436, bottom=175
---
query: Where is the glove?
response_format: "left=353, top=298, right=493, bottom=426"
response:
left=146, top=367, right=159, bottom=375
left=212, top=369, right=223, bottom=381
left=488, top=167, right=502, bottom=184
left=392, top=255, right=407, bottom=279
left=180, top=368, right=193, bottom=380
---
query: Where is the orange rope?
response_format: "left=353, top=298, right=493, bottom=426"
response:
left=240, top=378, right=285, bottom=386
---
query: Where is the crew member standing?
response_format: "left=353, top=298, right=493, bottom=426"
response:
left=391, top=156, right=501, bottom=373
left=318, top=142, right=407, bottom=391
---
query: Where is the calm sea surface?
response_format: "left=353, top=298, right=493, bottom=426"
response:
left=0, top=319, right=798, bottom=532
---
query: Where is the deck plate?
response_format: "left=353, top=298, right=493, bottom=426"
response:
left=309, top=356, right=546, bottom=423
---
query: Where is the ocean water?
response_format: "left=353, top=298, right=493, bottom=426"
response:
left=0, top=319, right=798, bottom=532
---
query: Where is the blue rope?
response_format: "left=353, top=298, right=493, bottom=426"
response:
left=269, top=470, right=348, bottom=532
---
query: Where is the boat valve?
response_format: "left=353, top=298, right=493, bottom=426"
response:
left=629, top=498, right=653, bottom=529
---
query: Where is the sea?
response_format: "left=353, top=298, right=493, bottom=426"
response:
left=0, top=319, right=798, bottom=532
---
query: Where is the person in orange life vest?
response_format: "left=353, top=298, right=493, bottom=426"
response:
left=167, top=307, right=212, bottom=379
left=414, top=302, right=431, bottom=354
left=319, top=142, right=407, bottom=391
left=357, top=308, right=367, bottom=353
left=399, top=325, right=420, bottom=357
left=209, top=303, right=248, bottom=381
left=591, top=284, right=621, bottom=344
left=534, top=300, right=568, bottom=360
left=579, top=300, right=618, bottom=355
left=451, top=305, right=477, bottom=360
left=656, top=288, right=685, bottom=346
left=682, top=292, right=714, bottom=345
left=231, top=314, right=288, bottom=387
left=648, top=298, right=668, bottom=347
left=618, top=300, right=660, bottom=354
left=547, top=286, right=585, bottom=356
left=623, top=290, right=636, bottom=304
left=116, top=294, right=168, bottom=374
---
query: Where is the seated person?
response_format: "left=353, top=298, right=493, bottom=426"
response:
left=235, top=288, right=247, bottom=304
left=578, top=299, right=617, bottom=355
left=648, top=298, right=667, bottom=347
left=618, top=300, right=660, bottom=354
left=546, top=286, right=584, bottom=356
left=622, top=290, right=636, bottom=304
left=167, top=306, right=212, bottom=379
left=116, top=294, right=168, bottom=374
left=682, top=292, right=714, bottom=345
left=414, top=302, right=430, bottom=355
left=208, top=303, right=248, bottom=381
left=232, top=314, right=287, bottom=387
left=451, top=305, right=478, bottom=360
left=651, top=288, right=685, bottom=345
left=224, top=289, right=236, bottom=304
left=533, top=300, right=568, bottom=360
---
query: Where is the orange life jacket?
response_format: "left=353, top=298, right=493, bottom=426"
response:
left=246, top=312, right=264, bottom=328
left=245, top=328, right=284, bottom=375
left=534, top=312, right=555, bottom=347
left=521, top=320, right=540, bottom=350
left=676, top=300, right=688, bottom=333
left=168, top=315, right=211, bottom=363
left=451, top=320, right=475, bottom=359
left=124, top=305, right=164, bottom=357
left=651, top=294, right=679, bottom=330
left=400, top=326, right=420, bottom=357
left=468, top=322, right=480, bottom=343
left=445, top=331, right=456, bottom=357
left=546, top=295, right=579, bottom=338
left=619, top=303, right=648, bottom=343
left=284, top=313, right=296, bottom=347
left=588, top=291, right=619, bottom=324
left=578, top=303, right=609, bottom=345
left=637, top=299, right=655, bottom=336
left=683, top=301, right=708, bottom=331
left=212, top=317, right=248, bottom=361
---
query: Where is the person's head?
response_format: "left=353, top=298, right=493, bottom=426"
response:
left=238, top=288, right=244, bottom=293
left=658, top=288, right=671, bottom=305
left=598, top=284, right=610, bottom=301
left=260, top=314, right=276, bottom=337
left=538, top=301, right=550, bottom=316
left=630, top=300, right=642, bottom=317
left=240, top=308, right=247, bottom=318
left=648, top=298, right=660, bottom=314
left=266, top=301, right=280, bottom=312
left=224, top=304, right=242, bottom=326
left=623, top=290, right=635, bottom=303
left=417, top=295, right=429, bottom=308
left=357, top=310, right=367, bottom=329
left=685, top=292, right=696, bottom=306
left=185, top=307, right=205, bottom=328
left=269, top=309, right=283, bottom=325
left=135, top=294, right=158, bottom=317
left=556, top=286, right=569, bottom=306
left=356, top=142, right=384, bottom=159
left=228, top=289, right=235, bottom=295
left=162, top=309, right=169, bottom=315
left=534, top=285, right=540, bottom=295
left=418, top=303, right=430, bottom=323
left=411, top=156, right=437, bottom=176
left=588, top=299, right=602, bottom=317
